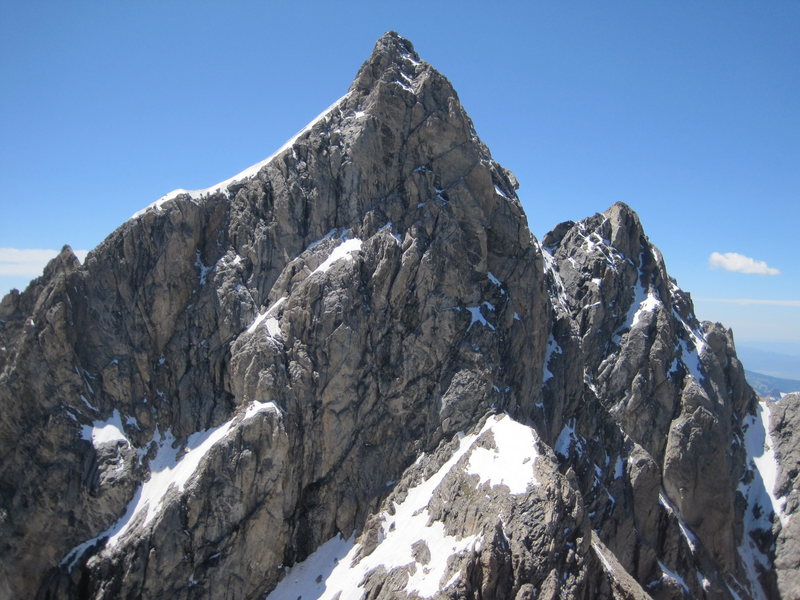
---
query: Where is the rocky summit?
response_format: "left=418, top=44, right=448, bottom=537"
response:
left=0, top=32, right=795, bottom=600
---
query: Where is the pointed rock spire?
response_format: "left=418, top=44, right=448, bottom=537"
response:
left=350, top=31, right=424, bottom=93
left=42, top=244, right=80, bottom=279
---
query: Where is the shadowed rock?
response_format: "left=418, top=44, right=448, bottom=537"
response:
left=0, top=32, right=793, bottom=600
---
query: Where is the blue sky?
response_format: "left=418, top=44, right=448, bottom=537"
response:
left=1, top=1, right=798, bottom=356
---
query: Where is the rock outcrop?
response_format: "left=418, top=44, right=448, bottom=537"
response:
left=767, top=393, right=800, bottom=599
left=0, top=32, right=794, bottom=600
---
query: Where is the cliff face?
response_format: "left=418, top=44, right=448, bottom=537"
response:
left=0, top=32, right=792, bottom=600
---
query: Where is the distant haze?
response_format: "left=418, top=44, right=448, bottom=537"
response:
left=737, top=345, right=800, bottom=380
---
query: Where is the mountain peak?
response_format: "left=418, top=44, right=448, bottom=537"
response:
left=350, top=31, right=425, bottom=93
left=376, top=30, right=418, bottom=55
left=602, top=201, right=646, bottom=257
left=0, top=33, right=789, bottom=600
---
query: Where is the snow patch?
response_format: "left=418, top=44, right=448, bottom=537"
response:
left=696, top=571, right=712, bottom=592
left=542, top=334, right=563, bottom=383
left=493, top=184, right=509, bottom=199
left=658, top=491, right=700, bottom=554
left=656, top=560, right=691, bottom=595
left=631, top=289, right=661, bottom=328
left=487, top=272, right=502, bottom=287
left=306, top=229, right=337, bottom=251
left=247, top=297, right=287, bottom=335
left=194, top=250, right=212, bottom=285
left=677, top=338, right=704, bottom=383
left=400, top=50, right=421, bottom=67
left=267, top=417, right=556, bottom=599
left=81, top=410, right=129, bottom=448
left=541, top=248, right=570, bottom=312
left=466, top=415, right=540, bottom=493
left=244, top=401, right=280, bottom=421
left=378, top=222, right=402, bottom=245
left=264, top=316, right=281, bottom=338
left=63, top=401, right=280, bottom=570
left=104, top=424, right=235, bottom=548
left=465, top=302, right=496, bottom=331
left=735, top=400, right=786, bottom=599
left=672, top=308, right=708, bottom=356
left=312, top=238, right=363, bottom=275
left=746, top=401, right=787, bottom=526
left=79, top=394, right=97, bottom=412
left=614, top=455, right=624, bottom=479
left=573, top=222, right=623, bottom=271
left=395, top=72, right=415, bottom=93
left=555, top=419, right=581, bottom=459
left=613, top=274, right=655, bottom=342
left=591, top=538, right=615, bottom=575
left=266, top=534, right=356, bottom=600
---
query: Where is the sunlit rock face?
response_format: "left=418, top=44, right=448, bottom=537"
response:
left=0, top=32, right=792, bottom=600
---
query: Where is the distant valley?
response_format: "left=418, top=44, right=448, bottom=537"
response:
left=745, top=369, right=800, bottom=400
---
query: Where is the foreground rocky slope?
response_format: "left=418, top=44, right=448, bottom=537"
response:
left=0, top=33, right=794, bottom=600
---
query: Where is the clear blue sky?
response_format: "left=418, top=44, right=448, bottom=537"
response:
left=2, top=1, right=799, bottom=355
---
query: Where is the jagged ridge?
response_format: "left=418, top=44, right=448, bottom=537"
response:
left=0, top=32, right=795, bottom=600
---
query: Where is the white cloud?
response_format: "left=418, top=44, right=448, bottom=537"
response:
left=0, top=248, right=89, bottom=276
left=696, top=298, right=800, bottom=307
left=708, top=252, right=779, bottom=275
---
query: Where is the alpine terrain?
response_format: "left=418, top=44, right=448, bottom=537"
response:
left=0, top=33, right=796, bottom=600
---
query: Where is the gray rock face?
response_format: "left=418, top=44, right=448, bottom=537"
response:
left=768, top=393, right=800, bottom=598
left=539, top=204, right=789, bottom=600
left=0, top=31, right=794, bottom=600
